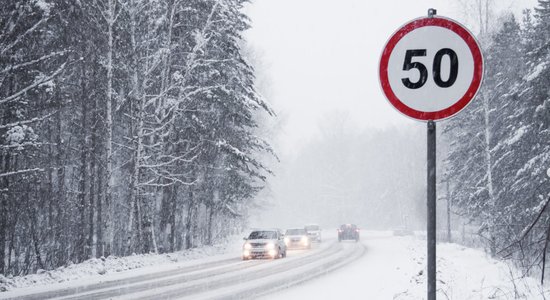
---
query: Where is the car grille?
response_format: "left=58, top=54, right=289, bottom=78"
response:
left=250, top=243, right=265, bottom=247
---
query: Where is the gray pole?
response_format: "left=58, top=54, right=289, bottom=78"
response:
left=427, top=120, right=436, bottom=300
left=426, top=10, right=438, bottom=300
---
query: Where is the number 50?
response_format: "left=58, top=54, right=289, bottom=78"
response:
left=401, top=48, right=458, bottom=89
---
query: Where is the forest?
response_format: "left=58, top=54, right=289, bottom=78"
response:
left=0, top=0, right=274, bottom=276
left=442, top=0, right=550, bottom=282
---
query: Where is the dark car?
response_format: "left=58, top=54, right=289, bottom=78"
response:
left=338, top=224, right=359, bottom=242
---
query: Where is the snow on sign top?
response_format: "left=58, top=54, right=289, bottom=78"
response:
left=379, top=16, right=483, bottom=121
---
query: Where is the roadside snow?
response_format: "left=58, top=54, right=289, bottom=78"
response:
left=0, top=236, right=243, bottom=293
left=262, top=231, right=548, bottom=299
left=2, top=231, right=548, bottom=299
left=399, top=242, right=547, bottom=299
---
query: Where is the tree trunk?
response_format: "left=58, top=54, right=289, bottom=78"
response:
left=97, top=175, right=104, bottom=257
left=126, top=4, right=145, bottom=255
left=206, top=205, right=214, bottom=246
left=170, top=186, right=177, bottom=252
left=30, top=207, right=44, bottom=270
left=78, top=57, right=89, bottom=262
left=89, top=75, right=99, bottom=258
left=185, top=188, right=195, bottom=249
left=103, top=0, right=117, bottom=256
left=0, top=153, right=9, bottom=274
left=55, top=93, right=66, bottom=266
left=483, top=93, right=496, bottom=256
left=96, top=100, right=104, bottom=258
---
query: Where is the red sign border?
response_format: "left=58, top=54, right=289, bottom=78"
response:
left=379, top=16, right=484, bottom=121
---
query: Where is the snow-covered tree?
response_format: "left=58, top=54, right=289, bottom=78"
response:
left=0, top=0, right=275, bottom=276
left=443, top=0, right=550, bottom=282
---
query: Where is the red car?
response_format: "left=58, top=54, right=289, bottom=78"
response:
left=338, top=224, right=359, bottom=242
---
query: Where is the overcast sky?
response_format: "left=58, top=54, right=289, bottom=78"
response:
left=244, top=0, right=538, bottom=155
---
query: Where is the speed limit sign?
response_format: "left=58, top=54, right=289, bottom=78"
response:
left=379, top=16, right=483, bottom=121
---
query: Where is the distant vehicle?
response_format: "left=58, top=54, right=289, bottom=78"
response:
left=284, top=228, right=311, bottom=249
left=242, top=229, right=287, bottom=260
left=338, top=224, right=360, bottom=242
left=304, top=224, right=322, bottom=242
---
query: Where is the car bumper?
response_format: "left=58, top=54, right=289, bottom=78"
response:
left=307, top=234, right=321, bottom=241
left=339, top=234, right=359, bottom=240
left=286, top=242, right=310, bottom=249
left=242, top=248, right=278, bottom=259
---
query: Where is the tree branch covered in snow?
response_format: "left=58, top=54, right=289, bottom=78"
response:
left=0, top=168, right=44, bottom=178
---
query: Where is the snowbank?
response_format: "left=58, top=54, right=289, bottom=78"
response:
left=0, top=237, right=242, bottom=293
left=264, top=232, right=549, bottom=299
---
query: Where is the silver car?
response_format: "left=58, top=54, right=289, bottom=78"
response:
left=284, top=228, right=311, bottom=249
left=242, top=229, right=287, bottom=260
left=305, top=224, right=322, bottom=242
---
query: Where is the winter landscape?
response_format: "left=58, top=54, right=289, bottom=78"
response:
left=1, top=0, right=550, bottom=299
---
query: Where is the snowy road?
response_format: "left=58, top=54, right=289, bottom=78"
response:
left=3, top=231, right=546, bottom=299
left=2, top=238, right=365, bottom=300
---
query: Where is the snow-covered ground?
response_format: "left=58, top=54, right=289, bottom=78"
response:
left=1, top=231, right=548, bottom=299
left=0, top=236, right=244, bottom=294
left=263, top=231, right=549, bottom=299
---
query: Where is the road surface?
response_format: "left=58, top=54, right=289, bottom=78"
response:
left=2, top=236, right=365, bottom=300
left=3, top=232, right=545, bottom=299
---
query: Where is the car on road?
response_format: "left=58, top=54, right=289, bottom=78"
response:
left=242, top=229, right=287, bottom=260
left=338, top=224, right=360, bottom=242
left=284, top=228, right=311, bottom=249
left=304, top=224, right=322, bottom=242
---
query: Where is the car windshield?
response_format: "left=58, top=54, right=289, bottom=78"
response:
left=305, top=225, right=319, bottom=231
left=248, top=231, right=277, bottom=240
left=285, top=229, right=306, bottom=235
left=341, top=224, right=356, bottom=230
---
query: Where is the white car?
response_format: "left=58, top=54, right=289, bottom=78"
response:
left=305, top=224, right=322, bottom=242
left=284, top=228, right=311, bottom=249
left=242, top=229, right=287, bottom=260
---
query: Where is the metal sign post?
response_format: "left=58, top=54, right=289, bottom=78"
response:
left=426, top=9, right=437, bottom=298
left=379, top=7, right=483, bottom=300
left=427, top=120, right=436, bottom=300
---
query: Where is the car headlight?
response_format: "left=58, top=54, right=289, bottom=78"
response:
left=301, top=236, right=309, bottom=245
left=265, top=242, right=275, bottom=250
left=284, top=237, right=290, bottom=244
left=244, top=243, right=252, bottom=250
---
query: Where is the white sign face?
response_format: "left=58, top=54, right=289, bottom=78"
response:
left=387, top=26, right=474, bottom=112
left=379, top=17, right=483, bottom=121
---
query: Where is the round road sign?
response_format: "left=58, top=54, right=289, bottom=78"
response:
left=379, top=16, right=483, bottom=121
